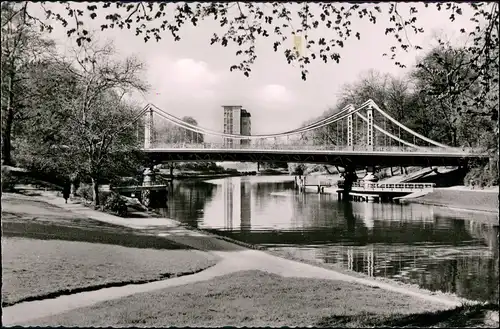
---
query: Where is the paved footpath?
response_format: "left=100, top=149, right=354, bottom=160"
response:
left=2, top=190, right=474, bottom=325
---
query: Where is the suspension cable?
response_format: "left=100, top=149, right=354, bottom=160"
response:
left=336, top=121, right=339, bottom=145
left=150, top=101, right=371, bottom=138
left=142, top=99, right=452, bottom=149
left=149, top=101, right=372, bottom=140
left=151, top=102, right=357, bottom=138
left=355, top=112, right=420, bottom=149
left=369, top=101, right=448, bottom=148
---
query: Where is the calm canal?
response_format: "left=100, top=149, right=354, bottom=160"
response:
left=154, top=175, right=499, bottom=303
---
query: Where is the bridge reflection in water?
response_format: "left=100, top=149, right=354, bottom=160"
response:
left=154, top=176, right=499, bottom=303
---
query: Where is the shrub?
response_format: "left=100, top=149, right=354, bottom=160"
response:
left=76, top=184, right=93, bottom=201
left=104, top=192, right=128, bottom=217
left=1, top=166, right=16, bottom=192
left=464, top=164, right=498, bottom=188
left=289, top=163, right=307, bottom=176
left=376, top=170, right=389, bottom=180
left=110, top=177, right=139, bottom=188
left=99, top=190, right=112, bottom=206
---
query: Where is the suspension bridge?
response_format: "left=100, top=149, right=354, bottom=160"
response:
left=137, top=99, right=487, bottom=169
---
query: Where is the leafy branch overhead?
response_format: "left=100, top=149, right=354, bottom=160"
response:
left=18, top=2, right=496, bottom=79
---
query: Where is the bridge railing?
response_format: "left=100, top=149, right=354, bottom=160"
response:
left=352, top=182, right=435, bottom=191
left=149, top=143, right=477, bottom=154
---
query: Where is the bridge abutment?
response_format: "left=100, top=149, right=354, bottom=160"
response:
left=141, top=164, right=157, bottom=207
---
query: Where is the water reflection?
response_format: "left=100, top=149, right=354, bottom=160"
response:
left=221, top=178, right=252, bottom=231
left=240, top=180, right=251, bottom=231
left=156, top=175, right=499, bottom=303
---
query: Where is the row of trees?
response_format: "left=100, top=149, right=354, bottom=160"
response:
left=1, top=3, right=149, bottom=204
left=299, top=40, right=498, bottom=185
left=155, top=116, right=204, bottom=144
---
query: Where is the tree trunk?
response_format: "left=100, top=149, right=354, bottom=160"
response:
left=2, top=73, right=15, bottom=166
left=70, top=171, right=80, bottom=197
left=2, top=111, right=13, bottom=166
left=91, top=176, right=100, bottom=206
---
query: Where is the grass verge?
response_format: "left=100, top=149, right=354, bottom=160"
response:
left=409, top=189, right=499, bottom=213
left=317, top=303, right=499, bottom=328
left=27, top=270, right=457, bottom=327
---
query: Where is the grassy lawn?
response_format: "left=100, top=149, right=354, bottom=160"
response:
left=28, top=270, right=459, bottom=327
left=1, top=237, right=219, bottom=307
left=1, top=195, right=220, bottom=307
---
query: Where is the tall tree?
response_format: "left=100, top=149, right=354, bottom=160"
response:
left=156, top=116, right=204, bottom=144
left=180, top=116, right=204, bottom=143
left=411, top=43, right=498, bottom=147
left=49, top=40, right=149, bottom=205
left=13, top=59, right=82, bottom=177
left=1, top=2, right=55, bottom=165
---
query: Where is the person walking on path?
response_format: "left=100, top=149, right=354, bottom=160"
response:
left=62, top=180, right=71, bottom=204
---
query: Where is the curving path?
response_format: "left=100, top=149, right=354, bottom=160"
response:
left=2, top=190, right=471, bottom=325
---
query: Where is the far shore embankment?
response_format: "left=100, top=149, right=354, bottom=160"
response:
left=158, top=169, right=289, bottom=181
left=403, top=187, right=499, bottom=215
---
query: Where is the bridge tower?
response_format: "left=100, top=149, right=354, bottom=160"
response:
left=366, top=105, right=374, bottom=151
left=144, top=107, right=154, bottom=149
left=347, top=105, right=354, bottom=151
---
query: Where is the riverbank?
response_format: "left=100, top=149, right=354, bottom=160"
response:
left=2, top=190, right=498, bottom=327
left=403, top=187, right=499, bottom=215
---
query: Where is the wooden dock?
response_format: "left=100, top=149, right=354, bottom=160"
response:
left=111, top=184, right=170, bottom=193
left=296, top=176, right=335, bottom=193
left=349, top=192, right=380, bottom=203
left=336, top=182, right=435, bottom=202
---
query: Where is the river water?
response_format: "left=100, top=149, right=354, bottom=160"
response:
left=154, top=175, right=499, bottom=303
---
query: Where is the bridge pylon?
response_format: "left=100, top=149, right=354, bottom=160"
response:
left=144, top=107, right=154, bottom=149
left=366, top=105, right=374, bottom=151
left=347, top=104, right=354, bottom=151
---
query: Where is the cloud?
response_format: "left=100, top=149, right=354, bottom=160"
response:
left=170, top=58, right=219, bottom=86
left=257, top=84, right=294, bottom=104
left=148, top=56, right=221, bottom=102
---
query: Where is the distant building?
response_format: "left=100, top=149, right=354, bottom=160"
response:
left=240, top=110, right=251, bottom=145
left=222, top=105, right=251, bottom=147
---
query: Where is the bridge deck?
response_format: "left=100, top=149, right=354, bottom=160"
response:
left=143, top=147, right=485, bottom=167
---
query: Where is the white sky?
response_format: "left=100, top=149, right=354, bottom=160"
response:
left=27, top=2, right=481, bottom=138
